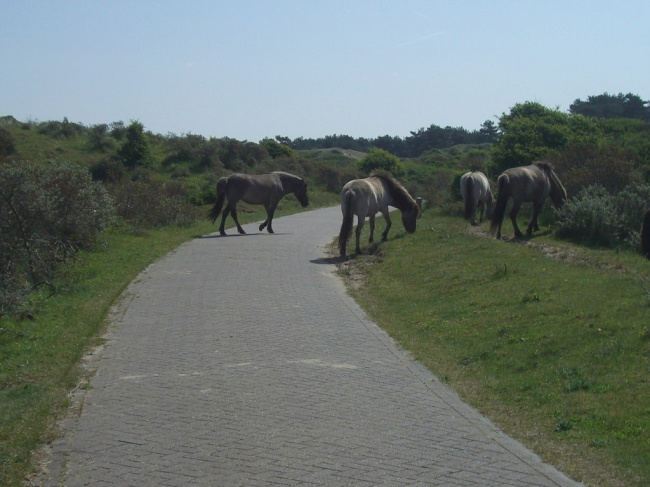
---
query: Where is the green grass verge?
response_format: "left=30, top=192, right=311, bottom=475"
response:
left=339, top=210, right=650, bottom=487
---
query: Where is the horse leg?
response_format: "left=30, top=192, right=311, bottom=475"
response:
left=219, top=206, right=232, bottom=236
left=368, top=214, right=375, bottom=243
left=527, top=203, right=543, bottom=235
left=381, top=212, right=392, bottom=241
left=230, top=206, right=246, bottom=234
left=261, top=203, right=277, bottom=233
left=478, top=201, right=484, bottom=224
left=509, top=202, right=524, bottom=238
left=355, top=217, right=365, bottom=253
left=259, top=219, right=268, bottom=232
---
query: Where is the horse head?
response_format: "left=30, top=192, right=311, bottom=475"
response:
left=401, top=206, right=419, bottom=233
left=294, top=180, right=309, bottom=207
left=548, top=169, right=568, bottom=209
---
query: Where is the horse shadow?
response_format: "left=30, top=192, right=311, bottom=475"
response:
left=196, top=232, right=292, bottom=239
left=310, top=256, right=347, bottom=265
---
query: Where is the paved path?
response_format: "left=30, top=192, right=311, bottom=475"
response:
left=45, top=207, right=580, bottom=486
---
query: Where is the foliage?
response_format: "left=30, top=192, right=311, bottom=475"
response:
left=550, top=143, right=642, bottom=198
left=277, top=123, right=494, bottom=158
left=260, top=138, right=295, bottom=159
left=570, top=92, right=650, bottom=121
left=358, top=147, right=405, bottom=176
left=0, top=127, right=15, bottom=157
left=556, top=183, right=650, bottom=248
left=36, top=117, right=86, bottom=139
left=109, top=176, right=197, bottom=228
left=89, top=156, right=127, bottom=183
left=0, top=161, right=114, bottom=312
left=87, top=123, right=115, bottom=152
left=489, top=102, right=590, bottom=176
left=118, top=120, right=151, bottom=168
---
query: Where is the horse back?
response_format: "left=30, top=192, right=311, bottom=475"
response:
left=229, top=173, right=283, bottom=205
left=341, top=178, right=381, bottom=217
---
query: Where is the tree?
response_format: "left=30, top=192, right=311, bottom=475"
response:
left=489, top=102, right=575, bottom=176
left=570, top=92, right=650, bottom=121
left=359, top=148, right=404, bottom=176
left=118, top=121, right=151, bottom=168
left=260, top=138, right=295, bottom=159
left=479, top=120, right=498, bottom=142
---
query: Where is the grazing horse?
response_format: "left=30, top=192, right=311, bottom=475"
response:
left=490, top=161, right=567, bottom=239
left=338, top=171, right=420, bottom=256
left=460, top=170, right=495, bottom=225
left=208, top=171, right=308, bottom=236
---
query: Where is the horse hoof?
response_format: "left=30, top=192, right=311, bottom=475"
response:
left=220, top=231, right=227, bottom=236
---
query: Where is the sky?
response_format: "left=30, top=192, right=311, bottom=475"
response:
left=2, top=1, right=649, bottom=142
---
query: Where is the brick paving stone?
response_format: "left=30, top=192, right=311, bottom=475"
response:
left=44, top=206, right=581, bottom=486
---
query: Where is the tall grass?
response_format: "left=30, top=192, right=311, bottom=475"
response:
left=340, top=211, right=650, bottom=487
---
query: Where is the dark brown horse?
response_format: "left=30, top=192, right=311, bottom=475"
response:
left=338, top=171, right=420, bottom=256
left=491, top=162, right=567, bottom=239
left=208, top=171, right=308, bottom=236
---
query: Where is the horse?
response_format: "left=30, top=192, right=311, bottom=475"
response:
left=338, top=171, right=420, bottom=256
left=490, top=161, right=567, bottom=239
left=208, top=171, right=308, bottom=236
left=460, top=170, right=494, bottom=225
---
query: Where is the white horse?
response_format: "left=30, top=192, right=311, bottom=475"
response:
left=460, top=171, right=495, bottom=226
left=338, top=171, right=420, bottom=256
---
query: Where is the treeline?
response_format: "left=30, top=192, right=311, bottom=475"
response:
left=275, top=120, right=498, bottom=157
left=276, top=92, right=650, bottom=157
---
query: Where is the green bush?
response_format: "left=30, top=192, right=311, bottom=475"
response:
left=110, top=176, right=196, bottom=228
left=0, top=127, right=15, bottom=157
left=556, top=183, right=650, bottom=249
left=0, top=161, right=114, bottom=312
left=359, top=148, right=405, bottom=177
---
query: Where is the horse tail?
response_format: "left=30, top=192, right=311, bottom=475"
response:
left=208, top=177, right=228, bottom=223
left=338, top=190, right=354, bottom=255
left=641, top=209, right=650, bottom=259
left=490, top=174, right=510, bottom=234
left=463, top=176, right=475, bottom=221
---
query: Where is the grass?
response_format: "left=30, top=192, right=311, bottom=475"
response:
left=338, top=210, right=650, bottom=487
left=0, top=194, right=330, bottom=486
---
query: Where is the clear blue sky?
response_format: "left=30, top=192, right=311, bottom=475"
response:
left=2, top=1, right=649, bottom=142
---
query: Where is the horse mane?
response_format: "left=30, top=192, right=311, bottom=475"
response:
left=272, top=171, right=303, bottom=181
left=369, top=170, right=419, bottom=212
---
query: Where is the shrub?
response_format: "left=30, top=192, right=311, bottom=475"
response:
left=36, top=118, right=86, bottom=138
left=556, top=185, right=619, bottom=247
left=0, top=127, right=15, bottom=157
left=87, top=123, right=114, bottom=152
left=551, top=144, right=641, bottom=198
left=110, top=176, right=196, bottom=227
left=556, top=183, right=650, bottom=249
left=118, top=121, right=152, bottom=168
left=0, top=161, right=114, bottom=312
left=359, top=148, right=405, bottom=177
left=90, top=157, right=126, bottom=183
